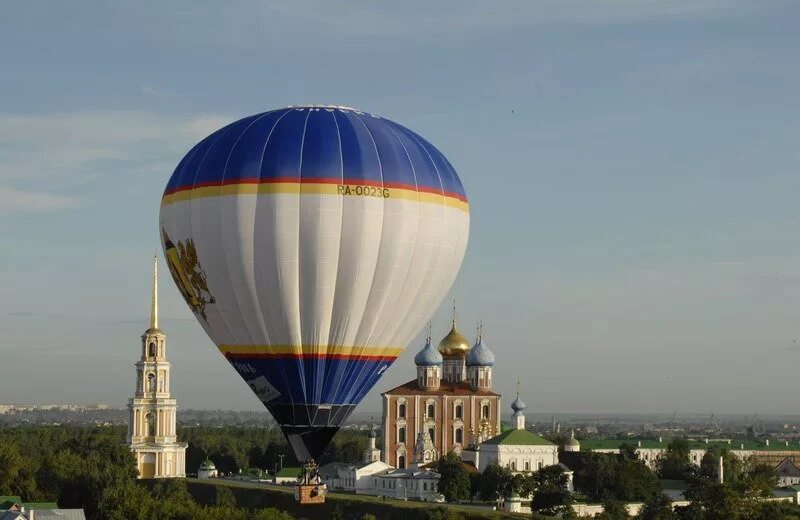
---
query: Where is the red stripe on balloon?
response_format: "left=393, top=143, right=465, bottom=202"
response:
left=163, top=177, right=467, bottom=203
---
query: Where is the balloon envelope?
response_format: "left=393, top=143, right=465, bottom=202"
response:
left=160, top=106, right=469, bottom=461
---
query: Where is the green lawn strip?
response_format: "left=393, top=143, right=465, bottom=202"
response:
left=186, top=478, right=533, bottom=519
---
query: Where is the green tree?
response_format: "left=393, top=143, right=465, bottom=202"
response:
left=436, top=452, right=472, bottom=502
left=658, top=439, right=691, bottom=480
left=214, top=484, right=237, bottom=508
left=597, top=498, right=631, bottom=520
left=0, top=439, right=37, bottom=497
left=250, top=509, right=296, bottom=520
left=699, top=446, right=742, bottom=483
left=637, top=493, right=676, bottom=520
left=530, top=464, right=574, bottom=516
left=474, top=463, right=513, bottom=501
left=96, top=479, right=153, bottom=520
left=616, top=456, right=661, bottom=502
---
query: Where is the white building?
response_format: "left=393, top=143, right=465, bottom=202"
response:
left=475, top=393, right=559, bottom=473
left=127, top=256, right=187, bottom=479
left=197, top=460, right=218, bottom=479
left=330, top=427, right=394, bottom=494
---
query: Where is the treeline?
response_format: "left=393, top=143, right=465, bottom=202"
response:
left=0, top=425, right=373, bottom=520
left=180, top=425, right=373, bottom=475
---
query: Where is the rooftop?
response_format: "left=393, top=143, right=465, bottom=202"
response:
left=579, top=438, right=800, bottom=452
left=383, top=379, right=500, bottom=397
left=482, top=429, right=554, bottom=446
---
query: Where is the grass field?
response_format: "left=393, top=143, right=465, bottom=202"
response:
left=185, top=478, right=531, bottom=520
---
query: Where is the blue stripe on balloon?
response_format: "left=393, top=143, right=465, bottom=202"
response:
left=301, top=109, right=343, bottom=181
left=224, top=109, right=290, bottom=183
left=356, top=112, right=416, bottom=189
left=260, top=109, right=307, bottom=181
left=164, top=107, right=467, bottom=200
left=336, top=110, right=382, bottom=184
left=229, top=356, right=396, bottom=406
left=194, top=115, right=261, bottom=187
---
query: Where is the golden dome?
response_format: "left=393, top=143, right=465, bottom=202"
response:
left=437, top=322, right=470, bottom=357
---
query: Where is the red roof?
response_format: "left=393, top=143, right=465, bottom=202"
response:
left=382, top=379, right=500, bottom=397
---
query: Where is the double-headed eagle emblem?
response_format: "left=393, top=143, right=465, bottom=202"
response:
left=162, top=228, right=215, bottom=321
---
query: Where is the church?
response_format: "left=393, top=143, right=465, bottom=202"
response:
left=381, top=319, right=502, bottom=469
left=127, top=256, right=187, bottom=479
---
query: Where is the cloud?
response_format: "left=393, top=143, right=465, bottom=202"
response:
left=259, top=0, right=756, bottom=38
left=140, top=84, right=175, bottom=98
left=0, top=185, right=80, bottom=214
left=0, top=110, right=230, bottom=214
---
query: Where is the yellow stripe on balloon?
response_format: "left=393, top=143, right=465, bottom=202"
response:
left=161, top=182, right=469, bottom=213
left=218, top=344, right=404, bottom=358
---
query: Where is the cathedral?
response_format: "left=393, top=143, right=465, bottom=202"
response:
left=127, top=256, right=187, bottom=479
left=381, top=319, right=501, bottom=468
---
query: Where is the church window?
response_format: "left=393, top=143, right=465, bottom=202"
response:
left=398, top=455, right=406, bottom=469
left=538, top=461, right=543, bottom=470
left=455, top=404, right=463, bottom=419
left=147, top=373, right=155, bottom=392
left=146, top=413, right=155, bottom=437
left=455, top=428, right=463, bottom=444
left=482, top=404, right=490, bottom=419
left=149, top=342, right=156, bottom=358
left=524, top=461, right=530, bottom=471
left=428, top=427, right=435, bottom=443
left=398, top=427, right=406, bottom=443
left=510, top=460, right=516, bottom=471
left=427, top=403, right=435, bottom=418
left=398, top=403, right=406, bottom=419
left=423, top=482, right=428, bottom=491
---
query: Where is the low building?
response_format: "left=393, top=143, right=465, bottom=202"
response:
left=475, top=393, right=558, bottom=473
left=1, top=497, right=85, bottom=520
left=776, top=458, right=800, bottom=487
left=197, top=460, right=218, bottom=479
left=580, top=437, right=800, bottom=470
left=274, top=467, right=302, bottom=484
left=330, top=428, right=394, bottom=494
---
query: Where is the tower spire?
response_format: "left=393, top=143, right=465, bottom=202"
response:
left=150, top=254, right=158, bottom=330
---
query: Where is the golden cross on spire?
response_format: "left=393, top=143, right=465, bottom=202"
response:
left=451, top=299, right=457, bottom=327
left=150, top=254, right=159, bottom=330
left=426, top=321, right=432, bottom=343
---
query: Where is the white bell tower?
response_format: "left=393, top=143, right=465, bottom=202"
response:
left=128, top=255, right=187, bottom=479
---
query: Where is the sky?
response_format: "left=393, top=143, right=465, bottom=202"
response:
left=1, top=0, right=799, bottom=417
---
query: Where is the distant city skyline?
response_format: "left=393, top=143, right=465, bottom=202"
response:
left=2, top=1, right=800, bottom=415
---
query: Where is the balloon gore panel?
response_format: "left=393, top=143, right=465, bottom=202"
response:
left=160, top=106, right=470, bottom=462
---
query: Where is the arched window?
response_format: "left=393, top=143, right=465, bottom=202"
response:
left=149, top=342, right=156, bottom=358
left=398, top=427, right=406, bottom=443
left=524, top=461, right=530, bottom=471
left=427, top=403, right=435, bottom=418
left=428, top=427, right=435, bottom=443
left=538, top=461, right=543, bottom=470
left=455, top=428, right=463, bottom=444
left=510, top=460, right=516, bottom=471
left=398, top=403, right=406, bottom=419
left=147, top=373, right=155, bottom=392
left=482, top=404, right=490, bottom=419
left=398, top=455, right=406, bottom=469
left=146, top=413, right=155, bottom=437
left=455, top=404, right=463, bottom=419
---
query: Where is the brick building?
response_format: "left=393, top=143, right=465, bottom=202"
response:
left=381, top=321, right=501, bottom=468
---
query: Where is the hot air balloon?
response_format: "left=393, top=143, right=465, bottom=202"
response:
left=160, top=105, right=469, bottom=464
